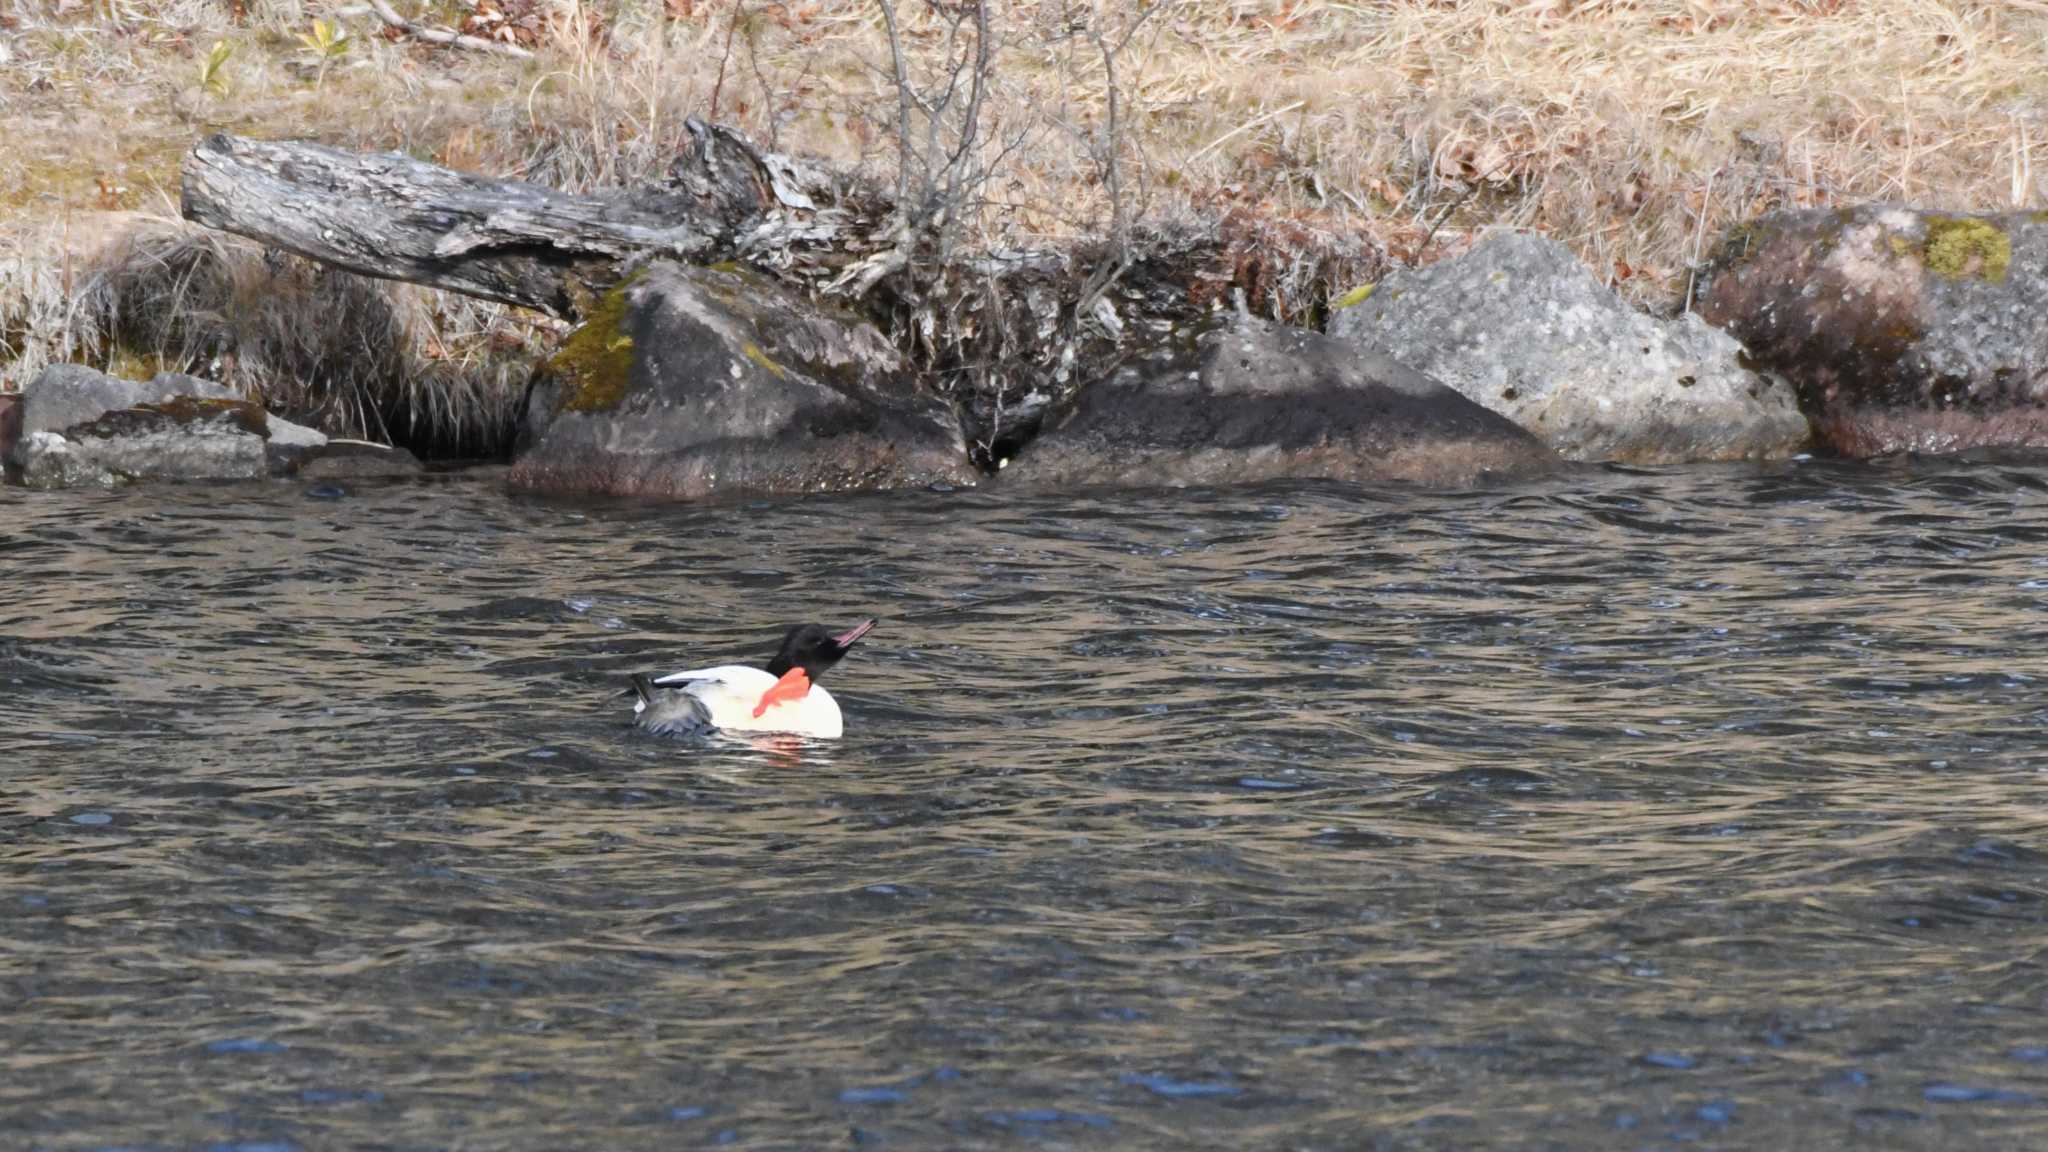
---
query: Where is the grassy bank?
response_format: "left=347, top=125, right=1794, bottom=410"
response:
left=3, top=1, right=2043, bottom=445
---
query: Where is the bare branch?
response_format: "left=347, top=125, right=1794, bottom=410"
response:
left=937, top=0, right=993, bottom=261
left=362, top=0, right=533, bottom=59
left=707, top=0, right=746, bottom=123
left=876, top=0, right=918, bottom=210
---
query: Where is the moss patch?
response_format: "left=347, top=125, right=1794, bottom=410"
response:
left=740, top=341, right=787, bottom=379
left=1331, top=283, right=1377, bottom=310
left=549, top=277, right=639, bottom=413
left=1922, top=216, right=2010, bottom=281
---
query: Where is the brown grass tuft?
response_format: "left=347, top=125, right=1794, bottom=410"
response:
left=45, top=219, right=537, bottom=454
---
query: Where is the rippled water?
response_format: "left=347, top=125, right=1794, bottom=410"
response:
left=5, top=459, right=2048, bottom=1149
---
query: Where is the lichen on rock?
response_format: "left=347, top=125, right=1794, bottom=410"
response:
left=1921, top=216, right=2011, bottom=281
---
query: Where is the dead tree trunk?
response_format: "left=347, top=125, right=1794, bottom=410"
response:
left=179, top=125, right=835, bottom=319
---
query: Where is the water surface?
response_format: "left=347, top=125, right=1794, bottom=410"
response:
left=4, top=460, right=2048, bottom=1149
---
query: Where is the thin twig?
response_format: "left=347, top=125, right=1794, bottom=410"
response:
left=1076, top=6, right=1159, bottom=320
left=707, top=0, right=746, bottom=123
left=936, top=0, right=992, bottom=262
left=876, top=0, right=917, bottom=210
left=1683, top=167, right=1717, bottom=315
left=1418, top=159, right=1510, bottom=259
left=363, top=0, right=532, bottom=58
left=1187, top=99, right=1306, bottom=164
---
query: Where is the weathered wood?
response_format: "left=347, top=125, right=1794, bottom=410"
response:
left=179, top=128, right=795, bottom=318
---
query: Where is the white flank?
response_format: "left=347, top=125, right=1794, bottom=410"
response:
left=642, top=664, right=846, bottom=738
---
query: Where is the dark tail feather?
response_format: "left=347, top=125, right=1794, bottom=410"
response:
left=630, top=673, right=659, bottom=705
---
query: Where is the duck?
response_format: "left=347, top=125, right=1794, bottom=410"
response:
left=630, top=619, right=876, bottom=738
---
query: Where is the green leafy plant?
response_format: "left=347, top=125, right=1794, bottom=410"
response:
left=295, top=18, right=351, bottom=90
left=197, top=39, right=233, bottom=98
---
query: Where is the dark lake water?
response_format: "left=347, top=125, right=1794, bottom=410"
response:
left=5, top=460, right=2048, bottom=1150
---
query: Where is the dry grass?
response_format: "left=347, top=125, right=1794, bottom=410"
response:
left=77, top=222, right=533, bottom=451
left=4, top=0, right=2046, bottom=443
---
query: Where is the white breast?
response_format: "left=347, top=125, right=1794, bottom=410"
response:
left=642, top=664, right=845, bottom=738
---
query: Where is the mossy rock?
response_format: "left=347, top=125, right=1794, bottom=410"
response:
left=510, top=259, right=976, bottom=501
left=740, top=341, right=788, bottom=380
left=1696, top=203, right=2048, bottom=457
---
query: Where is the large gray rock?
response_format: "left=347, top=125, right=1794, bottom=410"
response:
left=18, top=396, right=271, bottom=489
left=13, top=364, right=236, bottom=444
left=1007, top=315, right=1559, bottom=489
left=1697, top=205, right=2048, bottom=457
left=7, top=363, right=330, bottom=487
left=1329, top=232, right=1809, bottom=464
left=509, top=261, right=976, bottom=500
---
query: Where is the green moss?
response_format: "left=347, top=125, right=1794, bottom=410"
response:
left=1331, top=283, right=1377, bottom=310
left=740, top=341, right=787, bottom=379
left=1923, top=216, right=2011, bottom=281
left=549, top=276, right=639, bottom=413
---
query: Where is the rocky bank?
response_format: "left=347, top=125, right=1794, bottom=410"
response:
left=9, top=125, right=2048, bottom=500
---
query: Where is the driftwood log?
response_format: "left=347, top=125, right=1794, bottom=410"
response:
left=180, top=124, right=1385, bottom=457
left=180, top=124, right=842, bottom=319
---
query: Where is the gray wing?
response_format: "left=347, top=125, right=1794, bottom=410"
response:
left=629, top=673, right=714, bottom=737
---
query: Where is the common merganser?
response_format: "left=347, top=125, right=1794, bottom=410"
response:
left=630, top=619, right=876, bottom=738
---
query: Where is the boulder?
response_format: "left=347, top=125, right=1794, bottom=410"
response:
left=1007, top=315, right=1559, bottom=489
left=1696, top=205, right=2048, bottom=457
left=1328, top=232, right=1809, bottom=464
left=11, top=364, right=236, bottom=447
left=6, top=363, right=331, bottom=487
left=19, top=396, right=271, bottom=489
left=508, top=261, right=976, bottom=500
